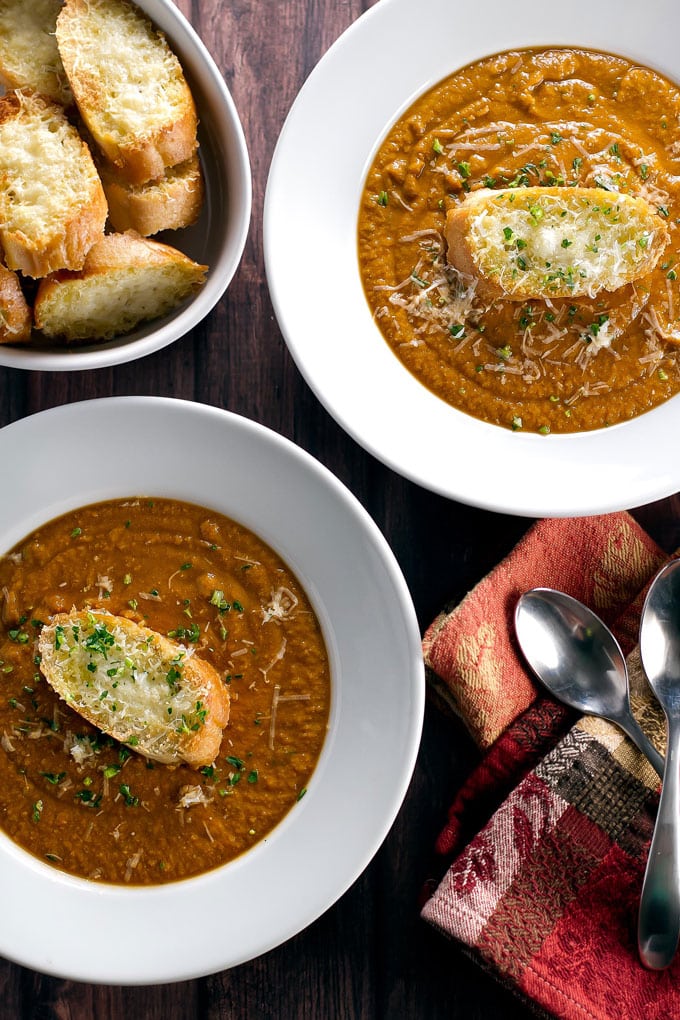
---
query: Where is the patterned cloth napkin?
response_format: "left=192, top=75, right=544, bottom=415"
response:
left=420, top=512, right=680, bottom=1020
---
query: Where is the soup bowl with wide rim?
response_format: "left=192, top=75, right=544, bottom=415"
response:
left=0, top=396, right=424, bottom=983
left=264, top=0, right=680, bottom=517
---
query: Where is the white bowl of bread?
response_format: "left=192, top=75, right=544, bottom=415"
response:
left=0, top=0, right=251, bottom=370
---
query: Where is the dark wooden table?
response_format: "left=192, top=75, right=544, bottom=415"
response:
left=0, top=2, right=677, bottom=1017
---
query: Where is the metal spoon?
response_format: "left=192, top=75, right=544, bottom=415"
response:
left=638, top=559, right=680, bottom=970
left=514, top=587, right=664, bottom=777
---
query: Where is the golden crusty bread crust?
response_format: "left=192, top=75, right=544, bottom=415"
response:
left=0, top=0, right=72, bottom=107
left=39, top=610, right=230, bottom=769
left=100, top=154, right=205, bottom=236
left=56, top=0, right=198, bottom=185
left=0, top=90, right=107, bottom=278
left=34, top=230, right=208, bottom=341
left=0, top=264, right=31, bottom=343
left=446, top=185, right=669, bottom=300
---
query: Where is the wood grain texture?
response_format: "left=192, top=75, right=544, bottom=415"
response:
left=0, top=2, right=676, bottom=1018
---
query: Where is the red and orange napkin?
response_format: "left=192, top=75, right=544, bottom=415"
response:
left=421, top=512, right=680, bottom=1019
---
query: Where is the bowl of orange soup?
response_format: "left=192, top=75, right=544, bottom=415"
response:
left=0, top=397, right=423, bottom=982
left=265, top=0, right=680, bottom=516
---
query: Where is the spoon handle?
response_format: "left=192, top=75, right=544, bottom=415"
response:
left=616, top=714, right=665, bottom=779
left=638, top=716, right=680, bottom=969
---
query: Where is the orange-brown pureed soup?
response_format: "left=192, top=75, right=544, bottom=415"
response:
left=358, top=47, right=680, bottom=433
left=0, top=498, right=330, bottom=884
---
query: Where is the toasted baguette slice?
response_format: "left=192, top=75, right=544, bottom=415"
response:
left=34, top=231, right=208, bottom=341
left=0, top=0, right=72, bottom=107
left=446, top=186, right=668, bottom=300
left=100, top=154, right=205, bottom=236
left=39, top=611, right=230, bottom=768
left=0, top=91, right=107, bottom=278
left=56, top=0, right=198, bottom=185
left=0, top=265, right=31, bottom=343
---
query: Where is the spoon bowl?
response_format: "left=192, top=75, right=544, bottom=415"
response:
left=514, top=587, right=664, bottom=777
left=638, top=558, right=680, bottom=970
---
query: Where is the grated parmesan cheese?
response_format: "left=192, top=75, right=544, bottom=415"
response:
left=262, top=587, right=299, bottom=623
left=178, top=784, right=212, bottom=809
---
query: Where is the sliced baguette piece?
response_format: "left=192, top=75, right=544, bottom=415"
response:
left=34, top=231, right=208, bottom=342
left=56, top=0, right=198, bottom=185
left=0, top=90, right=107, bottom=278
left=39, top=611, right=230, bottom=768
left=0, top=264, right=32, bottom=343
left=446, top=186, right=669, bottom=300
left=0, top=0, right=72, bottom=107
left=100, top=154, right=205, bottom=236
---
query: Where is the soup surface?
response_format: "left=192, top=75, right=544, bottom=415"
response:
left=0, top=498, right=330, bottom=884
left=358, top=47, right=680, bottom=433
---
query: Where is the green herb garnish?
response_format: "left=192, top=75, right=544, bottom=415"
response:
left=120, top=783, right=139, bottom=807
